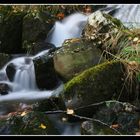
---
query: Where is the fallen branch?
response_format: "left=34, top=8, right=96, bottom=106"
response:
left=44, top=108, right=122, bottom=135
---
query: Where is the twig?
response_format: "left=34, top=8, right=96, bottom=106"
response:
left=92, top=118, right=122, bottom=135
left=71, top=114, right=122, bottom=135
left=44, top=108, right=122, bottom=135
left=44, top=110, right=66, bottom=115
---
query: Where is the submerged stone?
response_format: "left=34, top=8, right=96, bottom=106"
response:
left=0, top=83, right=12, bottom=95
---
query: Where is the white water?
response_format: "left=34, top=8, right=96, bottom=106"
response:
left=0, top=50, right=63, bottom=104
left=101, top=5, right=140, bottom=28
left=46, top=12, right=88, bottom=47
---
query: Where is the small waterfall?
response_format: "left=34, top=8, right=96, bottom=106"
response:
left=0, top=50, right=64, bottom=104
left=12, top=57, right=36, bottom=91
left=46, top=12, right=88, bottom=47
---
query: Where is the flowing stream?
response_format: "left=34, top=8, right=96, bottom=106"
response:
left=0, top=6, right=140, bottom=135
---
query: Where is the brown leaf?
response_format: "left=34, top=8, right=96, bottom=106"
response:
left=110, top=124, right=119, bottom=129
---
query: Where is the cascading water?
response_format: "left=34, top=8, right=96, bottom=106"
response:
left=12, top=57, right=36, bottom=91
left=46, top=12, right=88, bottom=47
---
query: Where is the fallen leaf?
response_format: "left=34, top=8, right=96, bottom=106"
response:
left=133, top=37, right=139, bottom=42
left=39, top=123, right=46, bottom=129
left=56, top=13, right=65, bottom=19
left=110, top=124, right=119, bottom=129
left=67, top=108, right=74, bottom=115
left=21, top=111, right=27, bottom=117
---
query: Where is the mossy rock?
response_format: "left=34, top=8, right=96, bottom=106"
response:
left=81, top=101, right=140, bottom=135
left=63, top=60, right=136, bottom=110
left=0, top=111, right=60, bottom=135
left=53, top=38, right=105, bottom=82
left=0, top=12, right=26, bottom=54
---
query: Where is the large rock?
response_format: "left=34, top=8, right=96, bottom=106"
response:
left=53, top=38, right=105, bottom=82
left=0, top=12, right=25, bottom=54
left=63, top=61, right=136, bottom=110
left=81, top=101, right=140, bottom=135
left=29, top=41, right=56, bottom=55
left=6, top=63, right=16, bottom=81
left=33, top=52, right=59, bottom=90
left=22, top=14, right=54, bottom=54
left=33, top=96, right=66, bottom=112
left=82, top=11, right=127, bottom=53
left=0, top=83, right=12, bottom=95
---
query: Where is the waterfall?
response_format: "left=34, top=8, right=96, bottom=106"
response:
left=12, top=57, right=36, bottom=91
left=46, top=12, right=88, bottom=47
left=0, top=51, right=63, bottom=103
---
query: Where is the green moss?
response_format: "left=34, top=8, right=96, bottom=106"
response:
left=63, top=60, right=131, bottom=108
left=65, top=60, right=121, bottom=93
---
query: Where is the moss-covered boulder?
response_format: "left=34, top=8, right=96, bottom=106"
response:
left=0, top=12, right=25, bottom=54
left=22, top=14, right=54, bottom=54
left=53, top=38, right=105, bottom=82
left=0, top=53, right=11, bottom=69
left=0, top=111, right=60, bottom=135
left=33, top=52, right=59, bottom=90
left=82, top=11, right=127, bottom=53
left=63, top=61, right=135, bottom=110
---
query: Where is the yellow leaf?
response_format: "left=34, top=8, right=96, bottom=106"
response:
left=21, top=111, right=27, bottom=117
left=67, top=108, right=74, bottom=115
left=133, top=37, right=139, bottom=42
left=39, top=123, right=46, bottom=129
